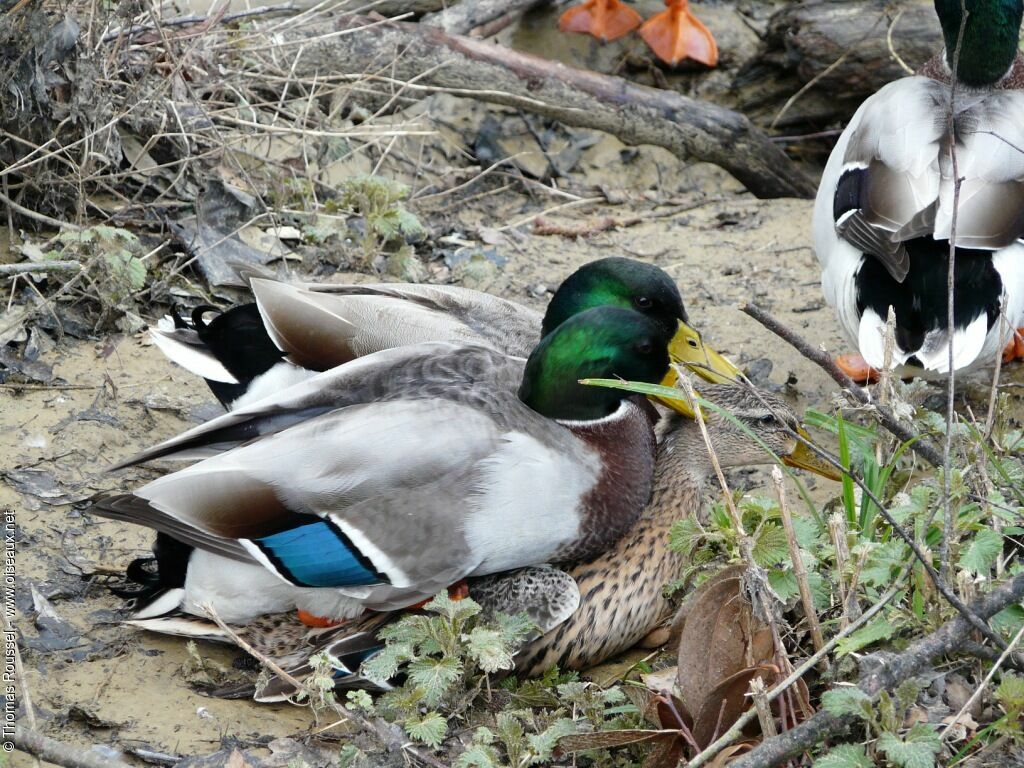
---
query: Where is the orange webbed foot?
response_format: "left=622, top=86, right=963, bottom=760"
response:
left=1003, top=329, right=1024, bottom=364
left=639, top=0, right=718, bottom=67
left=297, top=608, right=344, bottom=628
left=835, top=353, right=879, bottom=384
left=558, top=0, right=642, bottom=42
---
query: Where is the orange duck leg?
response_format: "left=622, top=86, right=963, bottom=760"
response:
left=639, top=0, right=717, bottom=67
left=558, top=0, right=643, bottom=42
left=297, top=581, right=470, bottom=627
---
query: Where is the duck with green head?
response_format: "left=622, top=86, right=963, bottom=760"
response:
left=813, top=0, right=1024, bottom=382
left=95, top=305, right=705, bottom=628
left=150, top=257, right=740, bottom=411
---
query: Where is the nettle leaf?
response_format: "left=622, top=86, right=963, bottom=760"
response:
left=454, top=744, right=501, bottom=768
left=992, top=604, right=1024, bottom=637
left=768, top=568, right=799, bottom=602
left=996, top=672, right=1024, bottom=713
left=465, top=627, right=515, bottom=673
left=405, top=712, right=448, bottom=748
left=669, top=517, right=705, bottom=556
left=836, top=618, right=896, bottom=656
left=425, top=593, right=482, bottom=622
left=958, top=528, right=1002, bottom=575
left=407, top=656, right=464, bottom=706
left=876, top=724, right=941, bottom=768
left=821, top=687, right=872, bottom=719
left=753, top=523, right=791, bottom=567
left=813, top=743, right=874, bottom=768
left=361, top=640, right=415, bottom=683
left=527, top=718, right=580, bottom=763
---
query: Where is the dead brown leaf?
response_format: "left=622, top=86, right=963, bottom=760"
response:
left=676, top=566, right=774, bottom=723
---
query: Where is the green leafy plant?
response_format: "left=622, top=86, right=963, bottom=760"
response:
left=338, top=174, right=424, bottom=267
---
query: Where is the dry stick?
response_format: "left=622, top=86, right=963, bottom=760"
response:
left=828, top=514, right=851, bottom=631
left=685, top=577, right=906, bottom=768
left=267, top=13, right=816, bottom=199
left=740, top=303, right=943, bottom=468
left=100, top=3, right=299, bottom=43
left=0, top=260, right=82, bottom=276
left=727, top=572, right=1024, bottom=768
left=772, top=466, right=824, bottom=656
left=943, top=622, right=1024, bottom=743
left=940, top=0, right=969, bottom=581
left=13, top=726, right=133, bottom=768
left=201, top=604, right=449, bottom=768
left=739, top=303, right=1007, bottom=650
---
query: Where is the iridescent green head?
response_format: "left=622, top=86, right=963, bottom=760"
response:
left=934, top=0, right=1023, bottom=86
left=519, top=307, right=672, bottom=421
left=541, top=258, right=687, bottom=340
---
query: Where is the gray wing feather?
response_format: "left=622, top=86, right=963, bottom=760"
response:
left=469, top=565, right=581, bottom=638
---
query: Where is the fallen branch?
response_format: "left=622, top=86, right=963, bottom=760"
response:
left=99, top=3, right=299, bottom=44
left=740, top=302, right=944, bottom=468
left=422, top=0, right=548, bottom=36
left=727, top=572, right=1024, bottom=768
left=14, top=726, right=133, bottom=768
left=271, top=14, right=816, bottom=199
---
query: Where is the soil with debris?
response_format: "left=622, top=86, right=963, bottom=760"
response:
left=4, top=2, right=1024, bottom=766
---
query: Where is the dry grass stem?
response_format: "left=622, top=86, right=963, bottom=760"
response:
left=772, top=467, right=825, bottom=656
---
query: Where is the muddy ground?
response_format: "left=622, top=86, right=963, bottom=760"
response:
left=5, top=4, right=1024, bottom=766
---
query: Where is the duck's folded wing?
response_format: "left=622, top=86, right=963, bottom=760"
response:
left=252, top=279, right=542, bottom=369
left=110, top=342, right=511, bottom=468
left=113, top=399, right=508, bottom=592
left=836, top=79, right=1024, bottom=281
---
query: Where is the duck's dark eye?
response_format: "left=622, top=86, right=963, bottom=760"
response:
left=635, top=339, right=654, bottom=355
left=759, top=415, right=775, bottom=426
left=634, top=296, right=653, bottom=309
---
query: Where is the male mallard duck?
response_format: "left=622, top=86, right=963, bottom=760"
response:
left=121, top=382, right=836, bottom=700
left=813, top=0, right=1024, bottom=382
left=95, top=306, right=702, bottom=627
left=558, top=0, right=717, bottom=67
left=150, top=258, right=740, bottom=411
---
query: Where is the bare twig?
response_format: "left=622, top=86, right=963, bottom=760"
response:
left=14, top=726, right=133, bottom=768
left=940, top=0, right=969, bottom=581
left=773, top=467, right=825, bottom=655
left=943, top=623, right=1024, bottom=743
left=100, top=3, right=299, bottom=43
left=0, top=260, right=82, bottom=276
left=740, top=303, right=943, bottom=467
left=727, top=573, right=1024, bottom=768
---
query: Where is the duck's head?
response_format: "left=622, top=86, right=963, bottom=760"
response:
left=935, top=0, right=1023, bottom=86
left=542, top=258, right=741, bottom=385
left=667, top=382, right=840, bottom=480
left=520, top=306, right=680, bottom=421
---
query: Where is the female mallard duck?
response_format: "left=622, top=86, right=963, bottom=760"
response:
left=95, top=306, right=701, bottom=628
left=150, top=257, right=739, bottom=410
left=812, top=0, right=1024, bottom=382
left=122, top=381, right=836, bottom=700
left=558, top=0, right=717, bottom=67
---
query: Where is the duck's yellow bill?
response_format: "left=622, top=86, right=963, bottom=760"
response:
left=664, top=320, right=742, bottom=386
left=655, top=320, right=742, bottom=415
left=782, top=428, right=843, bottom=481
